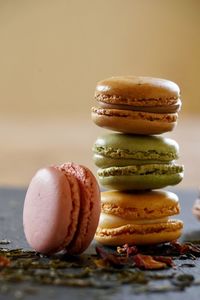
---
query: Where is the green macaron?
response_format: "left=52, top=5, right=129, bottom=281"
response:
left=93, top=133, right=184, bottom=190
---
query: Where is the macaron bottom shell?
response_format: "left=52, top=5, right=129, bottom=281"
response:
left=91, top=109, right=177, bottom=135
left=59, top=163, right=101, bottom=255
left=95, top=220, right=183, bottom=246
left=98, top=170, right=184, bottom=190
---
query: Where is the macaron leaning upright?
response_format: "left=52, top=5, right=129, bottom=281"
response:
left=23, top=163, right=100, bottom=255
left=95, top=190, right=183, bottom=246
left=193, top=197, right=200, bottom=221
left=93, top=133, right=184, bottom=190
left=91, top=76, right=181, bottom=135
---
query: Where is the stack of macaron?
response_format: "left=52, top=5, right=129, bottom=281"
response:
left=91, top=76, right=184, bottom=246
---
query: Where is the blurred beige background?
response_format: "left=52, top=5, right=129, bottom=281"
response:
left=0, top=0, right=199, bottom=187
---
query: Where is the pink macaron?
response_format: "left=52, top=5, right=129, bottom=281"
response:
left=23, top=163, right=101, bottom=255
left=193, top=198, right=200, bottom=221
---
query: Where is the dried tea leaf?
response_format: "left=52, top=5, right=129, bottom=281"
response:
left=0, top=255, right=11, bottom=267
left=117, top=270, right=148, bottom=284
left=135, top=284, right=181, bottom=294
left=185, top=242, right=200, bottom=257
left=179, top=263, right=196, bottom=268
left=170, top=241, right=200, bottom=257
left=133, top=254, right=167, bottom=270
left=117, top=244, right=138, bottom=257
left=153, top=256, right=175, bottom=268
left=171, top=274, right=194, bottom=288
left=148, top=272, right=175, bottom=280
left=93, top=259, right=107, bottom=268
left=95, top=246, right=128, bottom=268
left=0, top=240, right=11, bottom=245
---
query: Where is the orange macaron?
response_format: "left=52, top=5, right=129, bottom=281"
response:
left=95, top=190, right=183, bottom=246
left=92, top=76, right=181, bottom=135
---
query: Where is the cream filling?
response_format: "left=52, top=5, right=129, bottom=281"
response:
left=99, top=212, right=169, bottom=229
left=97, top=100, right=181, bottom=114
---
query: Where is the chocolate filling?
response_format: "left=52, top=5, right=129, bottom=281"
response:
left=96, top=98, right=181, bottom=114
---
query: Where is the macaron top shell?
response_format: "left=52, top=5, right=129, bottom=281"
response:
left=93, top=133, right=179, bottom=168
left=23, top=167, right=80, bottom=254
left=95, top=76, right=180, bottom=105
left=101, top=190, right=180, bottom=220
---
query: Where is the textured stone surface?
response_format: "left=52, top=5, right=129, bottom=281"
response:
left=0, top=188, right=200, bottom=299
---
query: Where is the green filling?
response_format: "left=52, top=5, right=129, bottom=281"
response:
left=98, top=164, right=184, bottom=177
left=93, top=146, right=177, bottom=161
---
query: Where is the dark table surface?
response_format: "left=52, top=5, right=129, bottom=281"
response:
left=0, top=187, right=200, bottom=300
